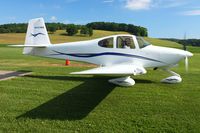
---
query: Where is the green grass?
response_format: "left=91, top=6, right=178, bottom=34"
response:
left=0, top=31, right=200, bottom=132
left=145, top=37, right=182, bottom=48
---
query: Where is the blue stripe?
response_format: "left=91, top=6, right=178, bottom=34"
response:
left=51, top=50, right=164, bottom=63
left=31, top=33, right=45, bottom=37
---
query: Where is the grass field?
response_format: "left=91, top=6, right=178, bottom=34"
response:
left=0, top=30, right=200, bottom=132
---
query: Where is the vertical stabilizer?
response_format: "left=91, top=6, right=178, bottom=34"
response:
left=23, top=18, right=51, bottom=54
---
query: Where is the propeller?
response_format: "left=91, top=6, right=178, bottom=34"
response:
left=183, top=44, right=189, bottom=72
left=182, top=33, right=192, bottom=72
left=185, top=56, right=188, bottom=72
left=182, top=44, right=193, bottom=72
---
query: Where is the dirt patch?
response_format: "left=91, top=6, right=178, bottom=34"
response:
left=0, top=70, right=32, bottom=81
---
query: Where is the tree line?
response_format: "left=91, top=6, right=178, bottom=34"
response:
left=86, top=22, right=148, bottom=36
left=0, top=22, right=148, bottom=37
left=162, top=38, right=200, bottom=47
left=0, top=23, right=27, bottom=33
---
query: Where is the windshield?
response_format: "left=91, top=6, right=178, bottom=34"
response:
left=136, top=37, right=151, bottom=48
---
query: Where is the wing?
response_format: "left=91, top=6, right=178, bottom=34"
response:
left=9, top=44, right=47, bottom=48
left=71, top=64, right=146, bottom=76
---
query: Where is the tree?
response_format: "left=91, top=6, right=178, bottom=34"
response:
left=80, top=26, right=89, bottom=35
left=86, top=22, right=148, bottom=37
left=48, top=26, right=56, bottom=33
left=88, top=28, right=93, bottom=36
left=66, top=24, right=78, bottom=36
left=0, top=28, right=9, bottom=33
left=80, top=26, right=93, bottom=36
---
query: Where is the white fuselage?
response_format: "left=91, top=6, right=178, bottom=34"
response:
left=29, top=35, right=192, bottom=69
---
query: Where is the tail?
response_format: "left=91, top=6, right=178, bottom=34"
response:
left=23, top=18, right=51, bottom=55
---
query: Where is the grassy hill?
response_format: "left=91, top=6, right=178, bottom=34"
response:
left=0, top=30, right=199, bottom=132
left=0, top=30, right=180, bottom=45
left=2, top=29, right=198, bottom=53
left=3, top=30, right=199, bottom=52
left=3, top=29, right=198, bottom=52
left=0, top=30, right=128, bottom=44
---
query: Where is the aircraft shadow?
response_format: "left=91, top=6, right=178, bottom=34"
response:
left=25, top=75, right=154, bottom=84
left=25, top=75, right=91, bottom=82
left=134, top=79, right=154, bottom=84
left=17, top=76, right=116, bottom=121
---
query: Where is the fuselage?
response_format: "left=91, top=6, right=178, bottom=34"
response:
left=30, top=35, right=193, bottom=68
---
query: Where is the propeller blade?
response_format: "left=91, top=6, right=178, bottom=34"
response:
left=185, top=56, right=188, bottom=72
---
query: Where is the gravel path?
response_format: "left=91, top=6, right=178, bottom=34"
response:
left=0, top=71, right=32, bottom=81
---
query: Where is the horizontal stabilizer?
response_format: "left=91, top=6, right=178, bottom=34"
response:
left=10, top=44, right=48, bottom=48
left=71, top=64, right=146, bottom=76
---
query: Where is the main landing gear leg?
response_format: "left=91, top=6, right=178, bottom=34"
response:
left=161, top=69, right=182, bottom=84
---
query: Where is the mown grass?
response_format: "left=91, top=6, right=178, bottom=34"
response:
left=0, top=31, right=199, bottom=132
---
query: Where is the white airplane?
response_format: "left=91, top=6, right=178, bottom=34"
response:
left=12, top=18, right=193, bottom=86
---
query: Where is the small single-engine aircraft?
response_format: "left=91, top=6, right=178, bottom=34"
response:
left=12, top=18, right=193, bottom=86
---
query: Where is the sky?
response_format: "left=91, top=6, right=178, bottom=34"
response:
left=0, top=0, right=200, bottom=39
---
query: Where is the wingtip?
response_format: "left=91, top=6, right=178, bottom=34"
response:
left=9, top=45, right=25, bottom=47
left=70, top=72, right=76, bottom=75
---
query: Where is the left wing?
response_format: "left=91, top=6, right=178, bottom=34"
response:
left=10, top=44, right=48, bottom=48
left=71, top=64, right=146, bottom=76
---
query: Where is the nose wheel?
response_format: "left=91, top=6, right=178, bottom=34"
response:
left=161, top=69, right=182, bottom=84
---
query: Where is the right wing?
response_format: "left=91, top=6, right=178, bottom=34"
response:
left=71, top=64, right=146, bottom=76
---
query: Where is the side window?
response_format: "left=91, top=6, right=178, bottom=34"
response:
left=98, top=37, right=113, bottom=48
left=117, top=36, right=135, bottom=49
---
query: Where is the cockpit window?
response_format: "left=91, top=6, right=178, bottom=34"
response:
left=98, top=37, right=113, bottom=48
left=137, top=37, right=151, bottom=48
left=117, top=36, right=135, bottom=49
